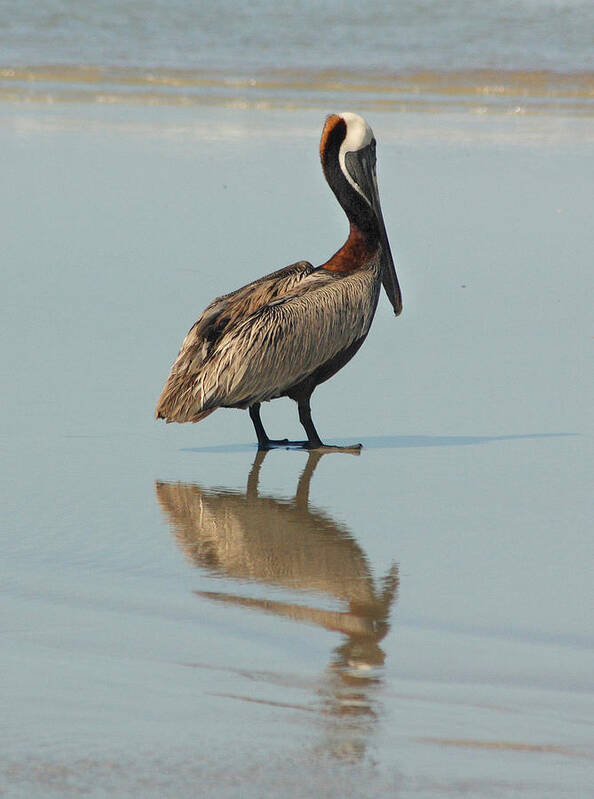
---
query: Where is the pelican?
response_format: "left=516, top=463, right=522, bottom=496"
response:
left=155, top=112, right=402, bottom=449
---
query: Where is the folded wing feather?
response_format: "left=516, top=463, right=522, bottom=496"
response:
left=155, top=257, right=380, bottom=423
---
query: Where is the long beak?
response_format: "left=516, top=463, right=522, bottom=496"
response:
left=345, top=146, right=403, bottom=316
left=370, top=172, right=402, bottom=316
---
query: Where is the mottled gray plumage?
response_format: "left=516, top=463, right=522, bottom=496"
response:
left=155, top=254, right=382, bottom=424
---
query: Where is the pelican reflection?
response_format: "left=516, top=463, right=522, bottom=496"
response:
left=155, top=451, right=398, bottom=760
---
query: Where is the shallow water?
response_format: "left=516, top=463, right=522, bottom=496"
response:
left=2, top=0, right=593, bottom=73
left=1, top=104, right=593, bottom=796
left=2, top=0, right=593, bottom=118
left=2, top=65, right=593, bottom=118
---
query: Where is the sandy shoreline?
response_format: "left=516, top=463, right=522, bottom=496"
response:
left=2, top=65, right=593, bottom=119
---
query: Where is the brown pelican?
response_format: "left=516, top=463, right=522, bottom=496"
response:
left=155, top=112, right=402, bottom=449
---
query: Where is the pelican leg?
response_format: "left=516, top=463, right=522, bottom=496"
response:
left=298, top=396, right=362, bottom=452
left=297, top=396, right=324, bottom=449
left=249, top=403, right=289, bottom=450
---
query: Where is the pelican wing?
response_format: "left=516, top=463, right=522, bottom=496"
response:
left=177, top=259, right=381, bottom=420
left=156, top=260, right=313, bottom=421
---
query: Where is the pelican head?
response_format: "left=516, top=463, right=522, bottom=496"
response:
left=320, top=112, right=402, bottom=316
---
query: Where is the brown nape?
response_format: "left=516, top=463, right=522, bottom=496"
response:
left=321, top=224, right=379, bottom=273
left=319, top=114, right=343, bottom=163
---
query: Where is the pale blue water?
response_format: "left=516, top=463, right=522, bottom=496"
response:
left=1, top=2, right=593, bottom=794
left=1, top=0, right=593, bottom=73
left=1, top=102, right=593, bottom=795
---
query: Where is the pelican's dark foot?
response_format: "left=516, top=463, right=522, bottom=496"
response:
left=257, top=438, right=290, bottom=451
left=260, top=439, right=310, bottom=449
left=306, top=442, right=362, bottom=453
left=249, top=404, right=292, bottom=450
left=261, top=440, right=361, bottom=453
left=295, top=397, right=361, bottom=453
left=249, top=400, right=361, bottom=453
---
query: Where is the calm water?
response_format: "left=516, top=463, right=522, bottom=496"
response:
left=1, top=2, right=593, bottom=793
left=2, top=0, right=593, bottom=72
left=1, top=0, right=593, bottom=115
left=1, top=99, right=593, bottom=796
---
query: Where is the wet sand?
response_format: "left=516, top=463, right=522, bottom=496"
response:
left=1, top=103, right=593, bottom=797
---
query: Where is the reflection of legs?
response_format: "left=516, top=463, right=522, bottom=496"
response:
left=249, top=403, right=289, bottom=450
left=246, top=449, right=268, bottom=498
left=295, top=450, right=322, bottom=508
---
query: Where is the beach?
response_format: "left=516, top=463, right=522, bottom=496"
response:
left=1, top=18, right=593, bottom=795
